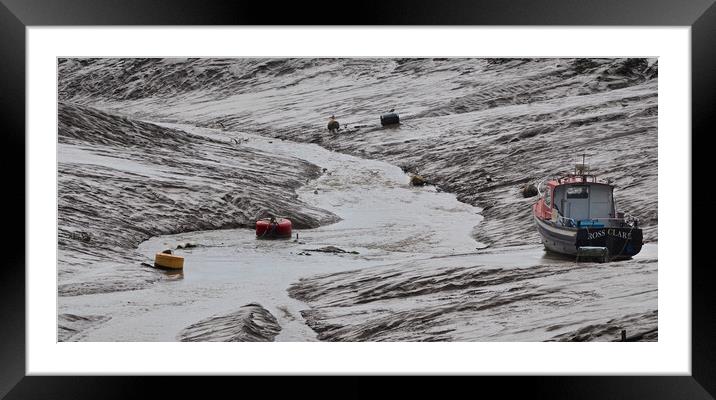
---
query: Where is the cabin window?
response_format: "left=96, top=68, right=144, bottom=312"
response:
left=545, top=188, right=552, bottom=207
left=566, top=186, right=589, bottom=199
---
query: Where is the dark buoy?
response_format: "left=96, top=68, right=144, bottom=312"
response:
left=327, top=115, right=340, bottom=132
left=521, top=184, right=538, bottom=198
left=409, top=174, right=427, bottom=186
left=380, top=112, right=400, bottom=126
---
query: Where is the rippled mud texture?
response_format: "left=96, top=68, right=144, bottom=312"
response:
left=58, top=313, right=111, bottom=341
left=289, top=250, right=658, bottom=341
left=548, top=310, right=658, bottom=342
left=58, top=102, right=337, bottom=296
left=179, top=303, right=282, bottom=342
left=59, top=58, right=657, bottom=248
left=58, top=58, right=658, bottom=342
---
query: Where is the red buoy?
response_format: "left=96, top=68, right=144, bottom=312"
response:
left=255, top=217, right=292, bottom=239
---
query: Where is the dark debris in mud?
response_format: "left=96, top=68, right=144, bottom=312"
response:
left=547, top=310, right=658, bottom=342
left=409, top=174, right=428, bottom=186
left=521, top=184, right=538, bottom=198
left=303, top=246, right=359, bottom=254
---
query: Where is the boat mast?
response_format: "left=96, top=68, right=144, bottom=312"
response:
left=581, top=153, right=587, bottom=181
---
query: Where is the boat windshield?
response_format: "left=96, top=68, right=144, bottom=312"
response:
left=566, top=186, right=589, bottom=199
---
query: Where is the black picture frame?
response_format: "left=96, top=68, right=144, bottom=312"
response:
left=1, top=0, right=712, bottom=398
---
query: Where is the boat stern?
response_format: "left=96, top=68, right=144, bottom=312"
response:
left=576, top=226, right=643, bottom=259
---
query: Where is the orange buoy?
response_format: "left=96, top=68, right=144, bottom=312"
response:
left=154, top=252, right=184, bottom=270
left=256, top=217, right=292, bottom=239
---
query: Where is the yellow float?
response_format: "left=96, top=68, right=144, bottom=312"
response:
left=154, top=252, right=184, bottom=270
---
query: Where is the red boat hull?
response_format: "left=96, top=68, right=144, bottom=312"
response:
left=256, top=218, right=292, bottom=239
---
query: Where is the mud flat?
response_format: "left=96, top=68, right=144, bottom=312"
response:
left=59, top=58, right=657, bottom=248
left=57, top=58, right=658, bottom=341
left=288, top=245, right=657, bottom=341
left=58, top=128, right=487, bottom=341
left=58, top=103, right=336, bottom=301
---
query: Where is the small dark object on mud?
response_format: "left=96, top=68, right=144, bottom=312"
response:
left=322, top=168, right=327, bottom=173
left=162, top=249, right=172, bottom=254
left=521, top=184, right=538, bottom=198
left=70, top=231, right=92, bottom=243
left=481, top=201, right=496, bottom=211
left=314, top=189, right=319, bottom=194
left=328, top=116, right=340, bottom=132
left=380, top=112, right=400, bottom=126
left=572, top=58, right=599, bottom=74
left=176, top=242, right=197, bottom=249
left=486, top=175, right=493, bottom=183
left=615, top=58, right=649, bottom=76
left=410, top=174, right=427, bottom=186
left=304, top=246, right=359, bottom=255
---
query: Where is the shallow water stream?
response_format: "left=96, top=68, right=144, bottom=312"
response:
left=60, top=126, right=490, bottom=341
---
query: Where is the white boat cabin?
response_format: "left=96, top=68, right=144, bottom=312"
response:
left=554, top=182, right=614, bottom=222
left=537, top=173, right=622, bottom=228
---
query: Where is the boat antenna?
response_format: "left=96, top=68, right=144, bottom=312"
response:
left=582, top=153, right=587, bottom=181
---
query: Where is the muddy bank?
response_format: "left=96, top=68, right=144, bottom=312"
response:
left=59, top=128, right=486, bottom=341
left=57, top=58, right=658, bottom=342
left=548, top=310, right=658, bottom=342
left=59, top=58, right=657, bottom=247
left=58, top=58, right=348, bottom=103
left=179, top=303, right=281, bottom=342
left=58, top=313, right=111, bottom=341
left=288, top=246, right=658, bottom=341
left=58, top=103, right=337, bottom=296
left=259, top=58, right=658, bottom=247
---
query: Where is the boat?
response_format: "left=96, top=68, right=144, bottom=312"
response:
left=532, top=161, right=643, bottom=262
left=255, top=217, right=292, bottom=239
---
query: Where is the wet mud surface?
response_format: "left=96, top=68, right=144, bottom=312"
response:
left=289, top=245, right=657, bottom=341
left=58, top=102, right=336, bottom=297
left=179, top=303, right=282, bottom=342
left=57, top=58, right=657, bottom=341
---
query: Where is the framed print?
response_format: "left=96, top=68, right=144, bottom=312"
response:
left=2, top=0, right=713, bottom=398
